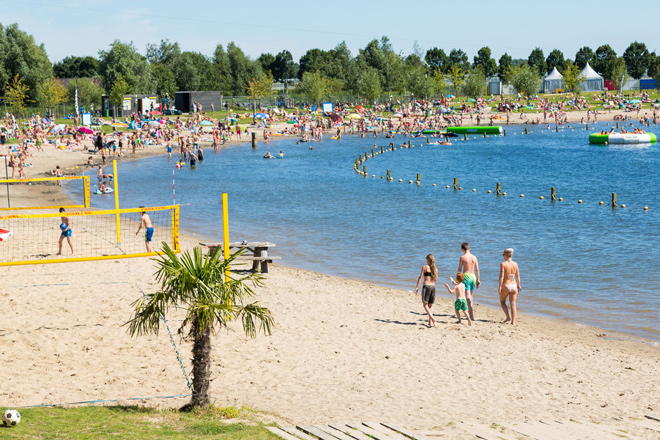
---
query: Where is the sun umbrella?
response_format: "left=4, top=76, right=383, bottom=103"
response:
left=149, top=110, right=162, bottom=115
left=50, top=124, right=66, bottom=134
left=78, top=126, right=93, bottom=134
left=330, top=113, right=342, bottom=122
left=255, top=113, right=268, bottom=119
left=446, top=95, right=454, bottom=98
left=111, top=122, right=128, bottom=128
left=629, top=99, right=640, bottom=104
left=348, top=113, right=362, bottom=120
left=0, top=228, right=13, bottom=242
left=148, top=121, right=161, bottom=127
left=466, top=98, right=476, bottom=102
left=199, top=120, right=214, bottom=126
left=355, top=105, right=364, bottom=112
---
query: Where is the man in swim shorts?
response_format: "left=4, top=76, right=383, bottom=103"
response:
left=136, top=208, right=154, bottom=252
left=457, top=242, right=480, bottom=321
left=57, top=207, right=74, bottom=255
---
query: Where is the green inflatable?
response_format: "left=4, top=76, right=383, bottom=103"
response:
left=447, top=126, right=503, bottom=135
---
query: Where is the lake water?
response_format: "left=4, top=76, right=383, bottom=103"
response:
left=66, top=123, right=660, bottom=341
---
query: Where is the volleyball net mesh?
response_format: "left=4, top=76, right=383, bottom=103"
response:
left=0, top=176, right=90, bottom=210
left=0, top=205, right=179, bottom=266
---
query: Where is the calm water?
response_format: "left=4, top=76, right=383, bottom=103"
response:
left=66, top=123, right=660, bottom=341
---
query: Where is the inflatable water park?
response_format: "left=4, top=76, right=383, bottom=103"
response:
left=589, top=132, right=657, bottom=144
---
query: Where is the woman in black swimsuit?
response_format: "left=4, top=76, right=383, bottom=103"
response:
left=414, top=254, right=438, bottom=327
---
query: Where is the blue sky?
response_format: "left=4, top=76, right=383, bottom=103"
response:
left=2, top=0, right=659, bottom=64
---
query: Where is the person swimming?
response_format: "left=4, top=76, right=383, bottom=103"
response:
left=263, top=151, right=275, bottom=159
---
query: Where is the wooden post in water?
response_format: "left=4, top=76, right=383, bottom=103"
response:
left=616, top=122, right=619, bottom=128
left=426, top=138, right=430, bottom=144
left=387, top=169, right=391, bottom=180
left=363, top=166, right=366, bottom=177
left=454, top=177, right=458, bottom=190
left=586, top=123, right=589, bottom=130
left=390, top=142, right=394, bottom=151
left=251, top=132, right=257, bottom=149
left=359, top=154, right=362, bottom=163
left=355, top=158, right=358, bottom=168
left=408, top=140, right=411, bottom=148
left=551, top=187, right=556, bottom=202
left=381, top=145, right=384, bottom=153
left=464, top=134, right=467, bottom=141
left=524, top=127, right=528, bottom=134
left=503, top=129, right=506, bottom=136
left=417, top=173, right=420, bottom=183
left=556, top=126, right=559, bottom=132
left=612, top=192, right=617, bottom=208
left=497, top=182, right=501, bottom=197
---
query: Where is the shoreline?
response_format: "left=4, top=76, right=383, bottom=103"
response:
left=2, top=134, right=660, bottom=437
left=8, top=124, right=660, bottom=344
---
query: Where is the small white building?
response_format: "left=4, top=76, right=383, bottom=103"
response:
left=543, top=67, right=564, bottom=93
left=579, top=63, right=604, bottom=92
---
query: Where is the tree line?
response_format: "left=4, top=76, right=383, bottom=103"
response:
left=3, top=21, right=660, bottom=113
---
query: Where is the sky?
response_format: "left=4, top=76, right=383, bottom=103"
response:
left=2, top=0, right=659, bottom=65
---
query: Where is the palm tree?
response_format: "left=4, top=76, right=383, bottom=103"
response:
left=126, top=244, right=273, bottom=409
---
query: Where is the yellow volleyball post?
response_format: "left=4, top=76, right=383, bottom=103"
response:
left=83, top=176, right=90, bottom=208
left=113, top=160, right=120, bottom=245
left=222, top=192, right=230, bottom=281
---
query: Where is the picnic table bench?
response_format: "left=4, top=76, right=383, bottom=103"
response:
left=199, top=241, right=280, bottom=273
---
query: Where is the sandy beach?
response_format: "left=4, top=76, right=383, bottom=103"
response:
left=1, top=115, right=659, bottom=439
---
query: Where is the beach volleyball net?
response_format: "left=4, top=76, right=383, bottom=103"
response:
left=0, top=205, right=179, bottom=266
left=0, top=176, right=90, bottom=210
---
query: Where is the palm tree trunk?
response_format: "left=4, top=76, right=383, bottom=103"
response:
left=190, top=318, right=212, bottom=408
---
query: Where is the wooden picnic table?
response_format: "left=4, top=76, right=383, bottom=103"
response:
left=199, top=241, right=280, bottom=273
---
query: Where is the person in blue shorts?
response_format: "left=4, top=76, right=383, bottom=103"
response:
left=57, top=207, right=74, bottom=255
left=136, top=207, right=154, bottom=252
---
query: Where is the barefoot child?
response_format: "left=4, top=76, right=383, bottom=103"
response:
left=444, top=273, right=472, bottom=326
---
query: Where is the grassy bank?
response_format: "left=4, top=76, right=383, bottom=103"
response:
left=0, top=405, right=278, bottom=439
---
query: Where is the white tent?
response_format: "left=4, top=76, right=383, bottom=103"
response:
left=579, top=63, right=604, bottom=92
left=543, top=67, right=564, bottom=93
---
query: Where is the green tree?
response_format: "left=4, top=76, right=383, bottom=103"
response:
left=405, top=65, right=428, bottom=99
left=623, top=41, right=651, bottom=80
left=473, top=47, right=497, bottom=77
left=447, top=64, right=465, bottom=96
left=448, top=49, right=470, bottom=71
left=210, top=44, right=233, bottom=93
left=463, top=68, right=487, bottom=98
left=257, top=53, right=275, bottom=73
left=425, top=47, right=449, bottom=73
left=109, top=77, right=130, bottom=113
left=4, top=74, right=31, bottom=117
left=357, top=68, right=382, bottom=101
left=98, top=40, right=155, bottom=93
left=227, top=42, right=263, bottom=96
left=562, top=63, right=587, bottom=95
left=245, top=71, right=273, bottom=100
left=594, top=44, right=617, bottom=77
left=271, top=50, right=298, bottom=83
left=574, top=46, right=595, bottom=70
left=527, top=47, right=546, bottom=76
left=145, top=39, right=181, bottom=66
left=498, top=53, right=514, bottom=84
left=66, top=78, right=104, bottom=108
left=38, top=77, right=68, bottom=115
left=53, top=56, right=99, bottom=78
left=610, top=57, right=628, bottom=93
left=511, top=64, right=541, bottom=97
left=430, top=70, right=446, bottom=96
left=648, top=56, right=660, bottom=91
left=0, top=23, right=53, bottom=103
left=298, top=70, right=328, bottom=104
left=127, top=245, right=273, bottom=410
left=546, top=49, right=566, bottom=73
left=152, top=64, right=177, bottom=99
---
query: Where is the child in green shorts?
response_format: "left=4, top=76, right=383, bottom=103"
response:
left=444, top=273, right=472, bottom=326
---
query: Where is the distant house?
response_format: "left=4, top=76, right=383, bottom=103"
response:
left=101, top=94, right=159, bottom=118
left=272, top=79, right=300, bottom=92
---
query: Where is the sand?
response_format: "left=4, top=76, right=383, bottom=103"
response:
left=1, top=117, right=659, bottom=439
